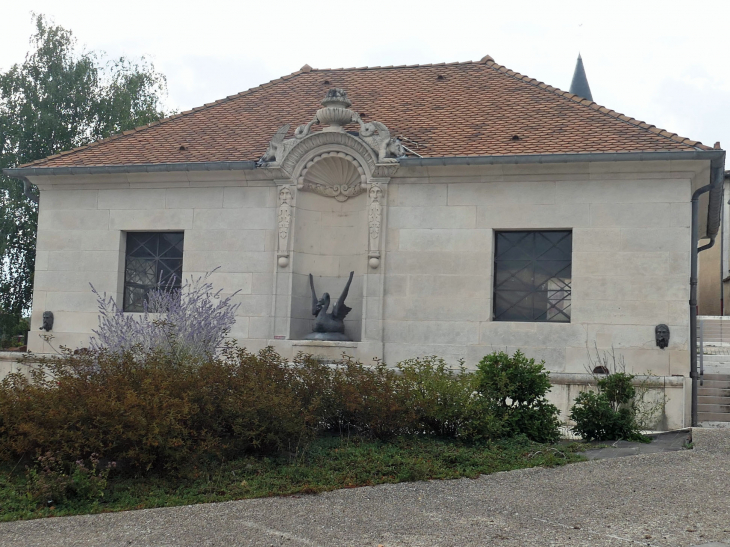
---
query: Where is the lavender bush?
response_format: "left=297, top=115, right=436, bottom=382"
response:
left=89, top=271, right=240, bottom=363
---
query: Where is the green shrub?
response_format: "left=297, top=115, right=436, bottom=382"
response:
left=0, top=346, right=567, bottom=479
left=24, top=452, right=113, bottom=506
left=474, top=350, right=560, bottom=443
left=289, top=354, right=414, bottom=440
left=569, top=372, right=648, bottom=442
left=396, top=356, right=477, bottom=437
left=0, top=346, right=315, bottom=473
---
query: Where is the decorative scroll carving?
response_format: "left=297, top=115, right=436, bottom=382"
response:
left=367, top=184, right=383, bottom=268
left=297, top=152, right=367, bottom=202
left=355, top=119, right=405, bottom=163
left=258, top=89, right=404, bottom=168
left=277, top=186, right=293, bottom=266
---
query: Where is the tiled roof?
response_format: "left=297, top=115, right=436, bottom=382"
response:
left=22, top=57, right=709, bottom=168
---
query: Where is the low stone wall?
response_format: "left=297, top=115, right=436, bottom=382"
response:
left=0, top=350, right=690, bottom=431
left=0, top=351, right=33, bottom=381
left=547, top=372, right=688, bottom=431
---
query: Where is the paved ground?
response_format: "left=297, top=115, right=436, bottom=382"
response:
left=1, top=428, right=728, bottom=547
left=582, top=429, right=691, bottom=460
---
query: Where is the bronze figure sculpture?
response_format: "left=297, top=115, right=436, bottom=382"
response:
left=304, top=271, right=354, bottom=341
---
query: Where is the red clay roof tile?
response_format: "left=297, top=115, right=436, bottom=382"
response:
left=23, top=59, right=708, bottom=168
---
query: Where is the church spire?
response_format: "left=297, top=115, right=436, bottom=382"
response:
left=569, top=54, right=593, bottom=101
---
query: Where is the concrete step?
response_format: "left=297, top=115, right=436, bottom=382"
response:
left=701, top=374, right=730, bottom=382
left=697, top=412, right=730, bottom=422
left=698, top=354, right=730, bottom=361
left=698, top=380, right=730, bottom=390
left=697, top=404, right=730, bottom=415
left=700, top=366, right=730, bottom=375
left=698, top=387, right=730, bottom=397
left=698, top=396, right=730, bottom=405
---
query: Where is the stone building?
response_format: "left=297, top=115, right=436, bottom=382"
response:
left=5, top=56, right=726, bottom=429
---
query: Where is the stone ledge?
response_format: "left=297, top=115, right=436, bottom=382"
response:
left=291, top=341, right=358, bottom=348
left=548, top=372, right=685, bottom=387
left=0, top=351, right=31, bottom=362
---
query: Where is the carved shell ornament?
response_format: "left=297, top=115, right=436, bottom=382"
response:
left=258, top=88, right=405, bottom=168
left=297, top=152, right=367, bottom=202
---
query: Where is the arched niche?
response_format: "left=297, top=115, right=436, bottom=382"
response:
left=288, top=153, right=369, bottom=341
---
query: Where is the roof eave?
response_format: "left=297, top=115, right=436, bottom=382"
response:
left=398, top=149, right=724, bottom=167
left=401, top=149, right=726, bottom=240
left=2, top=160, right=257, bottom=178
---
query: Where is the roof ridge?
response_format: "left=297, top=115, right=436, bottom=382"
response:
left=20, top=67, right=312, bottom=168
left=481, top=59, right=709, bottom=151
left=305, top=60, right=478, bottom=72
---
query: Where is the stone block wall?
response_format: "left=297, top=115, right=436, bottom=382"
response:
left=27, top=160, right=708, bottom=429
left=381, top=160, right=701, bottom=382
left=29, top=172, right=279, bottom=353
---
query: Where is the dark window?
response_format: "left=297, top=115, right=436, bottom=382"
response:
left=493, top=230, right=572, bottom=322
left=123, top=232, right=184, bottom=312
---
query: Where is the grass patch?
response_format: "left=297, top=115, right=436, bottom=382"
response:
left=0, top=435, right=587, bottom=522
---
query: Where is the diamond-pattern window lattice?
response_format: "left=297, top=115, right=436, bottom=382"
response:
left=493, top=231, right=571, bottom=322
left=123, top=232, right=184, bottom=312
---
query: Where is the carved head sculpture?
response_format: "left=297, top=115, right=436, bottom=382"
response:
left=387, top=138, right=405, bottom=158
left=41, top=311, right=54, bottom=331
left=655, top=324, right=670, bottom=349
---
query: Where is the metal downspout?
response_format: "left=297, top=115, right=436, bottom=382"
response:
left=690, top=164, right=724, bottom=426
left=690, top=185, right=710, bottom=426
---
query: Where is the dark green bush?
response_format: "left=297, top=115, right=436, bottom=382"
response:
left=0, top=346, right=315, bottom=473
left=304, top=356, right=414, bottom=439
left=569, top=372, right=648, bottom=442
left=396, top=356, right=477, bottom=437
left=24, top=452, right=113, bottom=505
left=474, top=350, right=560, bottom=443
left=0, top=347, right=566, bottom=477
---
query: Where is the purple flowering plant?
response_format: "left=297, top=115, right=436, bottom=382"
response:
left=89, top=269, right=240, bottom=363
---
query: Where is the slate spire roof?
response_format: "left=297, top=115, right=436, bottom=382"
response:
left=569, top=54, right=593, bottom=102
left=21, top=56, right=708, bottom=168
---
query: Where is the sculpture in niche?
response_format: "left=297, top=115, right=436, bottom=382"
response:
left=277, top=186, right=293, bottom=267
left=655, top=324, right=670, bottom=350
left=40, top=311, right=54, bottom=331
left=305, top=271, right=354, bottom=341
left=258, top=88, right=404, bottom=166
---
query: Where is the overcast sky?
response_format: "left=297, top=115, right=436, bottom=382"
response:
left=2, top=0, right=729, bottom=155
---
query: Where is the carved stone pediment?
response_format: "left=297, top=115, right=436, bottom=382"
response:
left=258, top=89, right=405, bottom=169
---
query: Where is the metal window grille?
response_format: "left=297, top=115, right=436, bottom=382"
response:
left=493, top=230, right=572, bottom=322
left=123, top=232, right=184, bottom=312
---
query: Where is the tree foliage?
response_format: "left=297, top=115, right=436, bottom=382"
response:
left=0, top=14, right=169, bottom=336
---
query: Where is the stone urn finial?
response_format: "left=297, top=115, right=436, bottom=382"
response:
left=317, top=88, right=356, bottom=132
left=321, top=88, right=352, bottom=109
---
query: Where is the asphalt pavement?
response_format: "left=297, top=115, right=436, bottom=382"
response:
left=1, top=428, right=728, bottom=547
